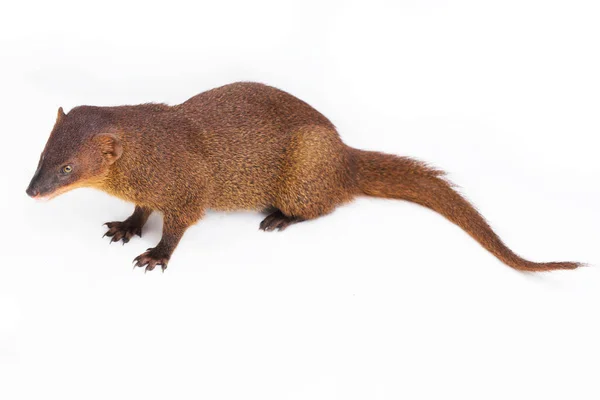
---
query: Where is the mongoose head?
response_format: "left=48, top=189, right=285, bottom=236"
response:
left=26, top=107, right=122, bottom=200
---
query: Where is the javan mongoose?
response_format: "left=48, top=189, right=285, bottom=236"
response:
left=26, top=82, right=580, bottom=272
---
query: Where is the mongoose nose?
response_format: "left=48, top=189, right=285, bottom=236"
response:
left=26, top=186, right=39, bottom=198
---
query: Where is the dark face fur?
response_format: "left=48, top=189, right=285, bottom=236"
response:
left=26, top=107, right=122, bottom=199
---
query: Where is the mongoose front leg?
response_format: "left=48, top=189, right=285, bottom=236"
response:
left=104, top=206, right=153, bottom=244
left=133, top=213, right=190, bottom=272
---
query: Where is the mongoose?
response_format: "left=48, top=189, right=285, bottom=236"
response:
left=26, top=82, right=580, bottom=272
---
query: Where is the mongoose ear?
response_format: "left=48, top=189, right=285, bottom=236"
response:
left=56, top=107, right=66, bottom=123
left=94, top=133, right=123, bottom=164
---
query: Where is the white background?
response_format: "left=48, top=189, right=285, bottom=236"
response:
left=1, top=1, right=599, bottom=399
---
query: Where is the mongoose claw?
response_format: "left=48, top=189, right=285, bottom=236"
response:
left=103, top=221, right=143, bottom=244
left=259, top=210, right=302, bottom=232
left=133, top=248, right=169, bottom=273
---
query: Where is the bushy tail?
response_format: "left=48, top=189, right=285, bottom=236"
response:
left=351, top=148, right=580, bottom=271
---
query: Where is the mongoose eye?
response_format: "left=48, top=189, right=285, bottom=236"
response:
left=61, top=165, right=73, bottom=175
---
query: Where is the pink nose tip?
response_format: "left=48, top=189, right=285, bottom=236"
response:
left=26, top=187, right=39, bottom=197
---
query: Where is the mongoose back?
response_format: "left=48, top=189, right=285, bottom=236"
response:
left=26, top=82, right=580, bottom=272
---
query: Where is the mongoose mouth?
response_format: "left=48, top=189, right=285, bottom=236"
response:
left=26, top=181, right=79, bottom=201
left=26, top=187, right=58, bottom=201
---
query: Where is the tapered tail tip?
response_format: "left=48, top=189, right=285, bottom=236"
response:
left=521, top=261, right=585, bottom=272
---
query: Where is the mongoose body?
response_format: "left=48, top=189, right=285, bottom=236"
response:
left=27, top=82, right=580, bottom=272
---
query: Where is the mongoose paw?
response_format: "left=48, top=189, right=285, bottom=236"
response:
left=133, top=248, right=169, bottom=273
left=103, top=221, right=143, bottom=244
left=259, top=210, right=301, bottom=232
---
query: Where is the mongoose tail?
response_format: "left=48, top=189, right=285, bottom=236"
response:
left=352, top=148, right=580, bottom=271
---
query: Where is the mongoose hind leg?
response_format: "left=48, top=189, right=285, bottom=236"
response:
left=104, top=206, right=152, bottom=244
left=273, top=126, right=357, bottom=224
left=259, top=209, right=304, bottom=232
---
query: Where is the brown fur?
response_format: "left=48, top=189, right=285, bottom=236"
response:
left=27, top=82, right=580, bottom=271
